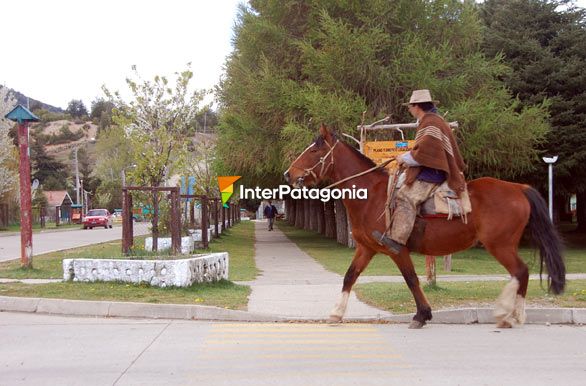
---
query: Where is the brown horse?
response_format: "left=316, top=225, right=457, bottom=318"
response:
left=284, top=124, right=565, bottom=328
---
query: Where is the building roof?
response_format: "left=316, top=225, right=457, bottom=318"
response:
left=43, top=191, right=73, bottom=207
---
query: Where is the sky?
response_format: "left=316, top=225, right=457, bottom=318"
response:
left=2, top=0, right=586, bottom=111
left=1, top=0, right=244, bottom=110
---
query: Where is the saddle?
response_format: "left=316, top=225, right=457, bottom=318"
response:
left=387, top=171, right=472, bottom=222
left=382, top=171, right=472, bottom=251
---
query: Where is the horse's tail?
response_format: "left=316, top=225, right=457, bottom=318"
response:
left=523, top=186, right=566, bottom=294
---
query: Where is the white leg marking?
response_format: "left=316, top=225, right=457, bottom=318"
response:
left=494, top=277, right=519, bottom=327
left=330, top=291, right=350, bottom=321
left=513, top=294, right=526, bottom=325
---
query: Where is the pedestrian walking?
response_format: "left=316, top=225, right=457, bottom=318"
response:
left=263, top=200, right=278, bottom=231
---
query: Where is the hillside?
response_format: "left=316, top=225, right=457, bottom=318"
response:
left=4, top=87, right=63, bottom=113
left=32, top=119, right=99, bottom=164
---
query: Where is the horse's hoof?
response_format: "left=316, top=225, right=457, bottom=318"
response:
left=328, top=315, right=343, bottom=323
left=496, top=320, right=513, bottom=328
left=408, top=320, right=425, bottom=329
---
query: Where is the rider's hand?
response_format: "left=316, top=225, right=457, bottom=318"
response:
left=396, top=154, right=406, bottom=166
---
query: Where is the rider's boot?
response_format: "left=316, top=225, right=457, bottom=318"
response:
left=372, top=230, right=404, bottom=254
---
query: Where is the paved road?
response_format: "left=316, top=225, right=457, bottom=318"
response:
left=0, top=312, right=584, bottom=386
left=0, top=225, right=150, bottom=262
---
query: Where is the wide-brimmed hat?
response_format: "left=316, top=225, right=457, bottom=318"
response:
left=402, top=89, right=439, bottom=106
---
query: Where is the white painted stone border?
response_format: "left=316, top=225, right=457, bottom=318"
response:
left=63, top=253, right=228, bottom=288
left=189, top=228, right=214, bottom=242
left=144, top=236, right=194, bottom=254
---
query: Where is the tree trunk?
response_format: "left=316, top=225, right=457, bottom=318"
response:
left=295, top=198, right=304, bottom=228
left=335, top=199, right=348, bottom=246
left=286, top=198, right=296, bottom=225
left=309, top=199, right=319, bottom=232
left=303, top=198, right=311, bottom=230
left=324, top=200, right=336, bottom=238
left=555, top=194, right=571, bottom=223
left=576, top=191, right=586, bottom=233
left=316, top=200, right=325, bottom=235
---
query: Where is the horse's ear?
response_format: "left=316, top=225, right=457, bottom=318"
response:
left=319, top=123, right=333, bottom=142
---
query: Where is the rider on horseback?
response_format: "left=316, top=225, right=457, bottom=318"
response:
left=374, top=89, right=466, bottom=254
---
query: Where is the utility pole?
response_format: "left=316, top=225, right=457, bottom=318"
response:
left=203, top=110, right=207, bottom=133
left=5, top=105, right=40, bottom=268
left=74, top=138, right=96, bottom=205
left=74, top=147, right=80, bottom=204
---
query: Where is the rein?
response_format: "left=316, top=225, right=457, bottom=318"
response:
left=290, top=139, right=394, bottom=189
left=324, top=158, right=393, bottom=189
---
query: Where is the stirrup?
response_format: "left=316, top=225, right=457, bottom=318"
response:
left=372, top=230, right=404, bottom=254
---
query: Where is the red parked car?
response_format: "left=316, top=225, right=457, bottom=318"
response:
left=82, top=209, right=113, bottom=229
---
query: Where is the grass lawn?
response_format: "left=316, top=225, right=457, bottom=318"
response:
left=0, top=280, right=249, bottom=310
left=277, top=222, right=586, bottom=277
left=0, top=221, right=257, bottom=309
left=0, top=223, right=81, bottom=233
left=203, top=221, right=258, bottom=281
left=354, top=279, right=586, bottom=314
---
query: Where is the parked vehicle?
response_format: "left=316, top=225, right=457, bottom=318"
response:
left=82, top=209, right=113, bottom=229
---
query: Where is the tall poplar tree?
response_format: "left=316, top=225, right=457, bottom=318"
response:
left=217, top=0, right=550, bottom=187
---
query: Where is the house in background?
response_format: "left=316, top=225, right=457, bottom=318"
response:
left=43, top=191, right=74, bottom=223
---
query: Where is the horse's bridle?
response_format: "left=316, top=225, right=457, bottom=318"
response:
left=289, top=140, right=339, bottom=183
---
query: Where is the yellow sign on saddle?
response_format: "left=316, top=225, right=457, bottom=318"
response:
left=363, top=140, right=416, bottom=171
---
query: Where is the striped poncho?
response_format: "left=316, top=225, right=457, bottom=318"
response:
left=405, top=112, right=466, bottom=194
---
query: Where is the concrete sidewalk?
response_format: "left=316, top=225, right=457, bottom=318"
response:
left=240, top=220, right=391, bottom=320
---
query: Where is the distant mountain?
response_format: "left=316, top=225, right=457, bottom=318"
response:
left=2, top=86, right=64, bottom=113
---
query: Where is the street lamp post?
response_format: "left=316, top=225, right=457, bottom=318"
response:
left=5, top=105, right=40, bottom=268
left=542, top=156, right=559, bottom=222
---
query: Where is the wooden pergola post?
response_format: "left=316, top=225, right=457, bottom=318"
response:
left=201, top=195, right=209, bottom=248
left=213, top=199, right=219, bottom=238
left=425, top=255, right=436, bottom=286
left=170, top=188, right=181, bottom=254
left=122, top=188, right=131, bottom=254
left=221, top=204, right=226, bottom=232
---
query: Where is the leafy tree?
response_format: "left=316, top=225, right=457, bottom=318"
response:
left=0, top=86, right=18, bottom=199
left=66, top=99, right=89, bottom=119
left=193, top=108, right=218, bottom=133
left=104, top=65, right=206, bottom=188
left=92, top=124, right=134, bottom=184
left=94, top=180, right=122, bottom=211
left=70, top=146, right=98, bottom=200
left=90, top=98, right=115, bottom=132
left=30, top=132, right=69, bottom=190
left=216, top=0, right=550, bottom=187
left=32, top=185, right=49, bottom=207
left=177, top=133, right=218, bottom=196
left=481, top=0, right=586, bottom=230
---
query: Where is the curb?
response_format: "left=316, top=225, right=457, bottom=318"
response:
left=0, top=296, right=584, bottom=325
left=385, top=307, right=585, bottom=325
left=0, top=296, right=283, bottom=322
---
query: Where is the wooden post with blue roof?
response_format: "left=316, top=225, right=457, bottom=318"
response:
left=5, top=105, right=40, bottom=268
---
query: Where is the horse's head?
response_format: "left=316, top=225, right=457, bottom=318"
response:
left=284, top=124, right=338, bottom=188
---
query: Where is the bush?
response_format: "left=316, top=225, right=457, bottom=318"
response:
left=32, top=109, right=71, bottom=122
left=45, top=124, right=84, bottom=145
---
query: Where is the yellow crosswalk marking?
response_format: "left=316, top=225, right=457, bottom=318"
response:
left=196, top=323, right=411, bottom=379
